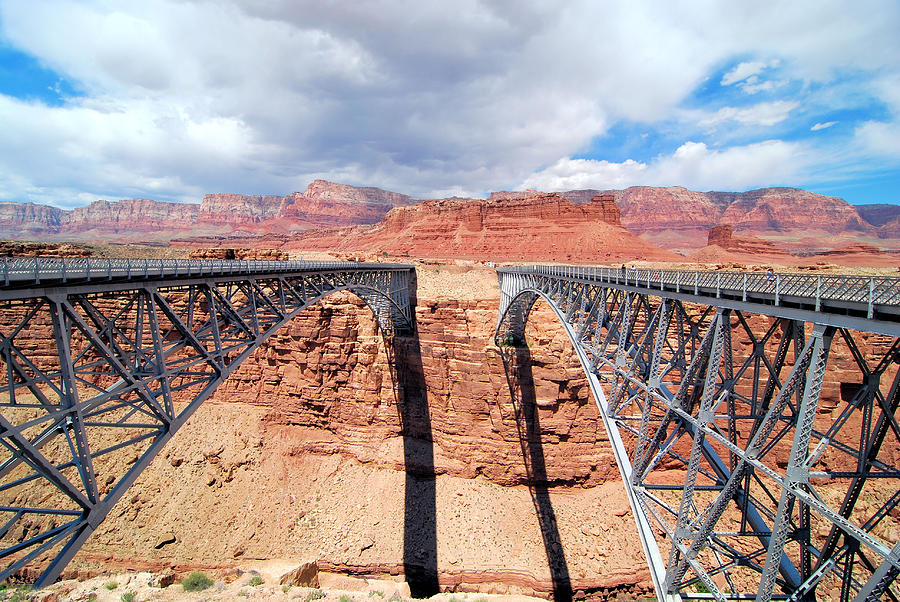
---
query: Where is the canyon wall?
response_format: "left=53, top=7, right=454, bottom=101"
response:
left=2, top=264, right=894, bottom=597
left=74, top=292, right=651, bottom=598
left=0, top=180, right=415, bottom=242
left=285, top=193, right=678, bottom=262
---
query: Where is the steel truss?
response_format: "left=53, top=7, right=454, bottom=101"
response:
left=496, top=266, right=900, bottom=601
left=0, top=259, right=415, bottom=586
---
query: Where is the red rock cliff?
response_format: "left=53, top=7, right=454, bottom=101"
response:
left=198, top=194, right=283, bottom=225
left=288, top=192, right=678, bottom=262
left=63, top=199, right=199, bottom=233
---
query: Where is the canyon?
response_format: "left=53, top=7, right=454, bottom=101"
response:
left=1, top=182, right=899, bottom=599
left=2, top=182, right=899, bottom=264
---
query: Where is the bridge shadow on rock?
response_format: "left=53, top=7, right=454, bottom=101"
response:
left=383, top=274, right=438, bottom=597
left=499, top=343, right=573, bottom=602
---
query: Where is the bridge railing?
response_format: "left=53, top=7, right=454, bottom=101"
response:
left=499, top=264, right=900, bottom=317
left=0, top=257, right=412, bottom=286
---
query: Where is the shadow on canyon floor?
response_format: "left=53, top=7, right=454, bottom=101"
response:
left=500, top=343, right=573, bottom=602
left=385, top=329, right=439, bottom=598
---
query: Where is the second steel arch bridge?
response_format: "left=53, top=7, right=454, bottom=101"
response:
left=496, top=265, right=900, bottom=602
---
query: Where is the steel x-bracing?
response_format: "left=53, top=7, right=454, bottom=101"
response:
left=0, top=258, right=415, bottom=586
left=496, top=265, right=900, bottom=602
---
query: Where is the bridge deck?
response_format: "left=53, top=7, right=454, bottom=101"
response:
left=0, top=258, right=414, bottom=300
left=499, top=265, right=900, bottom=336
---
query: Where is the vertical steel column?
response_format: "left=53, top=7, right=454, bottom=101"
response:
left=757, top=324, right=835, bottom=601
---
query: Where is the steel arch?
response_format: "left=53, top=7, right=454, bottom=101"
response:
left=0, top=260, right=416, bottom=586
left=495, top=266, right=900, bottom=602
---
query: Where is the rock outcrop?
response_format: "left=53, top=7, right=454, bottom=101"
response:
left=697, top=224, right=792, bottom=258
left=198, top=194, right=283, bottom=225
left=0, top=181, right=416, bottom=243
left=285, top=193, right=678, bottom=262
left=63, top=199, right=199, bottom=233
left=0, top=202, right=63, bottom=235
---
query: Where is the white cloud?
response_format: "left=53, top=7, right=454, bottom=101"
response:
left=522, top=140, right=804, bottom=192
left=811, top=121, right=837, bottom=131
left=721, top=60, right=775, bottom=86
left=698, top=101, right=800, bottom=128
left=0, top=0, right=897, bottom=204
left=855, top=121, right=900, bottom=157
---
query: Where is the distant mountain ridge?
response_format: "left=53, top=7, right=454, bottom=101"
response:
left=0, top=180, right=416, bottom=242
left=0, top=181, right=896, bottom=249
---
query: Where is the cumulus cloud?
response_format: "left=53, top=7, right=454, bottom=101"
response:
left=698, top=101, right=800, bottom=128
left=721, top=60, right=777, bottom=86
left=0, top=0, right=897, bottom=204
left=522, top=140, right=805, bottom=192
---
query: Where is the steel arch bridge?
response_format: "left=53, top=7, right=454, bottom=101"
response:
left=496, top=265, right=900, bottom=602
left=0, top=257, right=416, bottom=587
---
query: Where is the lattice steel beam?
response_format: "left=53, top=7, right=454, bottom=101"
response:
left=496, top=265, right=900, bottom=601
left=0, top=259, right=415, bottom=586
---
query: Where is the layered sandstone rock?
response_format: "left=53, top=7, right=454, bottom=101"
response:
left=699, top=224, right=791, bottom=258
left=278, top=180, right=417, bottom=227
left=63, top=199, right=199, bottom=233
left=718, top=188, right=874, bottom=234
left=188, top=247, right=288, bottom=260
left=286, top=193, right=678, bottom=262
left=198, top=194, right=283, bottom=225
left=0, top=201, right=62, bottom=235
left=0, top=241, right=93, bottom=257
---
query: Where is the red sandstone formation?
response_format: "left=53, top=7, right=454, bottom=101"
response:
left=0, top=181, right=415, bottom=243
left=198, top=194, right=283, bottom=225
left=286, top=192, right=678, bottom=262
left=690, top=224, right=792, bottom=262
left=0, top=241, right=93, bottom=257
left=63, top=198, right=199, bottom=234
left=0, top=201, right=62, bottom=236
left=188, top=247, right=288, bottom=260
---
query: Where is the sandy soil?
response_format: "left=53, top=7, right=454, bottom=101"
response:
left=21, top=568, right=571, bottom=602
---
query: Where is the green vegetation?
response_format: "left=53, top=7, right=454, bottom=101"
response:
left=181, top=571, right=214, bottom=592
left=283, top=585, right=291, bottom=593
left=105, top=580, right=118, bottom=590
left=248, top=575, right=263, bottom=586
left=120, top=593, right=136, bottom=602
left=306, top=589, right=326, bottom=601
left=368, top=592, right=384, bottom=598
left=5, top=588, right=30, bottom=602
left=339, top=596, right=352, bottom=602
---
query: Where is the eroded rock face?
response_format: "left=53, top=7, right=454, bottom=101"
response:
left=702, top=224, right=791, bottom=258
left=63, top=199, right=199, bottom=233
left=286, top=193, right=678, bottom=262
left=0, top=202, right=62, bottom=235
left=198, top=194, right=283, bottom=225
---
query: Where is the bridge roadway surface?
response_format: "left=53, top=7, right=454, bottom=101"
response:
left=0, top=258, right=899, bottom=600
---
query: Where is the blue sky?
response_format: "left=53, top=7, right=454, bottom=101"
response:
left=0, top=1, right=898, bottom=209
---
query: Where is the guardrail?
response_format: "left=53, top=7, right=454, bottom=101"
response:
left=0, top=257, right=413, bottom=287
left=499, top=264, right=900, bottom=319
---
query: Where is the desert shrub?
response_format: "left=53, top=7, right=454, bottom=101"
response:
left=306, top=589, right=326, bottom=601
left=282, top=585, right=291, bottom=593
left=120, top=593, right=136, bottom=602
left=181, top=571, right=213, bottom=592
left=249, top=575, right=263, bottom=586
left=339, top=596, right=352, bottom=602
left=105, top=580, right=118, bottom=590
